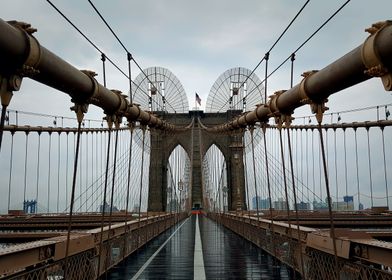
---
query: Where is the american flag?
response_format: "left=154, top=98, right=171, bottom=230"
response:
left=195, top=93, right=201, bottom=106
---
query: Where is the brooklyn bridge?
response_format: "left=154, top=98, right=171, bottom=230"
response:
left=0, top=1, right=392, bottom=279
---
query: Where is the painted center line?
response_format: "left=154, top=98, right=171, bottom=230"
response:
left=130, top=217, right=190, bottom=280
left=194, top=214, right=206, bottom=280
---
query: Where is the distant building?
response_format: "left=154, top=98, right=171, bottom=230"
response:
left=274, top=198, right=287, bottom=210
left=23, top=200, right=37, bottom=214
left=332, top=196, right=354, bottom=211
left=343, top=196, right=354, bottom=203
left=296, top=201, right=310, bottom=210
left=313, top=200, right=328, bottom=211
left=252, top=196, right=270, bottom=210
left=99, top=202, right=119, bottom=213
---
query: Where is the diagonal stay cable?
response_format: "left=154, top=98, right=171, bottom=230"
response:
left=87, top=0, right=177, bottom=113
left=45, top=0, right=163, bottom=110
left=233, top=0, right=351, bottom=109
left=238, top=0, right=311, bottom=91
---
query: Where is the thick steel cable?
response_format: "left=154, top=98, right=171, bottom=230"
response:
left=316, top=123, right=339, bottom=278
left=381, top=127, right=389, bottom=208
left=366, top=128, right=374, bottom=208
left=7, top=132, right=14, bottom=212
left=334, top=129, right=339, bottom=203
left=63, top=120, right=83, bottom=279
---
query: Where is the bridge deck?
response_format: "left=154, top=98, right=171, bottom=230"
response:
left=107, top=215, right=293, bottom=279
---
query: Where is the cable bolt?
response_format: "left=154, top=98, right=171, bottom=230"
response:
left=70, top=102, right=88, bottom=123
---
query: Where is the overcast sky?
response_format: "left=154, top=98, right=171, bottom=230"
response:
left=1, top=0, right=392, bottom=119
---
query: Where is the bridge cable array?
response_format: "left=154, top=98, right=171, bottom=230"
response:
left=45, top=0, right=174, bottom=113
left=225, top=0, right=351, bottom=113
left=87, top=0, right=178, bottom=113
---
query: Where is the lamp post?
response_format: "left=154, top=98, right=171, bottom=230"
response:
left=178, top=179, right=184, bottom=212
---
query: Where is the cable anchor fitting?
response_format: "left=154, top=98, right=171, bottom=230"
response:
left=268, top=90, right=294, bottom=129
left=362, top=20, right=392, bottom=91
left=70, top=102, right=88, bottom=124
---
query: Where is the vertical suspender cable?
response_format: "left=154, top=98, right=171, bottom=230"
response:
left=47, top=132, right=52, bottom=212
left=311, top=130, right=316, bottom=203
left=97, top=127, right=112, bottom=277
left=277, top=127, right=293, bottom=249
left=7, top=132, right=14, bottom=212
left=334, top=128, right=338, bottom=206
left=57, top=132, right=61, bottom=213
left=264, top=53, right=269, bottom=103
left=262, top=125, right=277, bottom=263
left=243, top=134, right=251, bottom=221
left=105, top=127, right=120, bottom=277
left=138, top=128, right=146, bottom=243
left=97, top=53, right=112, bottom=277
left=250, top=127, right=260, bottom=221
left=123, top=126, right=134, bottom=258
left=381, top=127, right=389, bottom=208
left=286, top=128, right=305, bottom=276
left=343, top=129, right=348, bottom=209
left=36, top=132, right=42, bottom=210
left=366, top=128, right=374, bottom=208
left=66, top=132, right=69, bottom=208
left=23, top=132, right=29, bottom=207
left=91, top=131, right=94, bottom=212
left=64, top=119, right=83, bottom=279
left=86, top=131, right=89, bottom=212
left=354, top=128, right=361, bottom=210
left=305, top=129, right=310, bottom=203
left=287, top=53, right=305, bottom=276
left=79, top=132, right=83, bottom=212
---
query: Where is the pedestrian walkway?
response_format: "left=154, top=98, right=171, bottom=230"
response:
left=106, top=215, right=293, bottom=279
